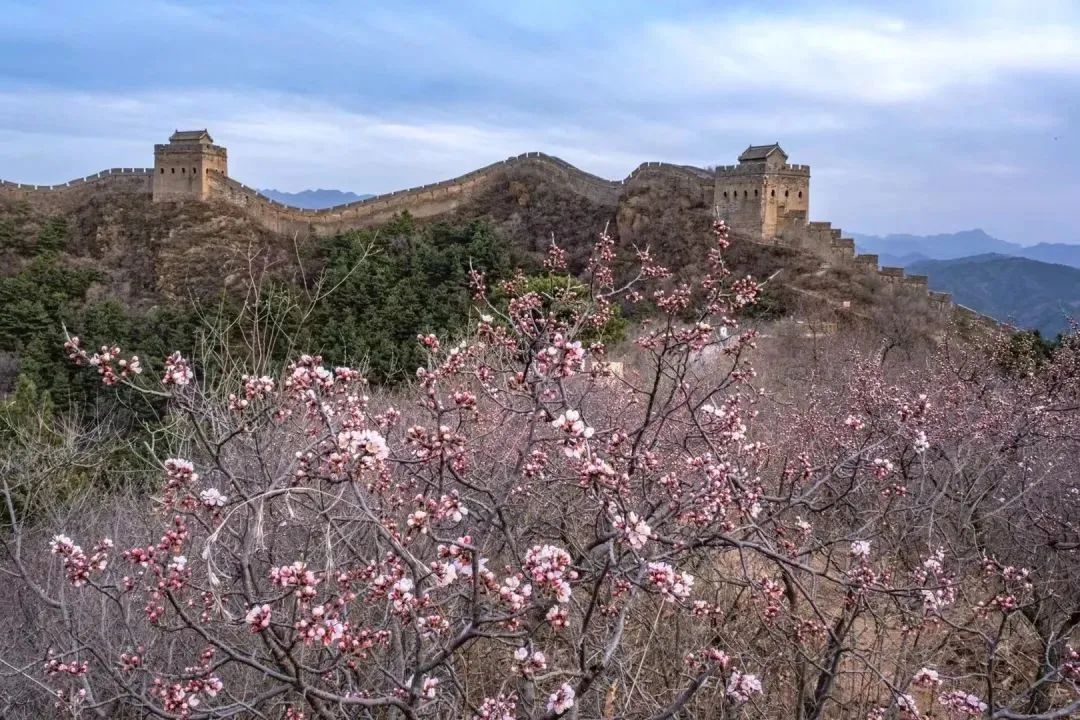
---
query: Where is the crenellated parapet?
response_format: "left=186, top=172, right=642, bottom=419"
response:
left=0, top=131, right=1003, bottom=330
left=0, top=168, right=153, bottom=192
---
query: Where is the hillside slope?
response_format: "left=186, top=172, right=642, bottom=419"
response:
left=0, top=168, right=949, bottom=399
left=907, top=254, right=1080, bottom=336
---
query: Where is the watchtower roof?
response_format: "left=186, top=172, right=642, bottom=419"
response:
left=169, top=129, right=213, bottom=144
left=738, top=143, right=787, bottom=162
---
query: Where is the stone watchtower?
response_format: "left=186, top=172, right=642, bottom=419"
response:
left=713, top=143, right=810, bottom=242
left=153, top=130, right=228, bottom=202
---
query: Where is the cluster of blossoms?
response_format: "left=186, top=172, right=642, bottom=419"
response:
left=1062, top=647, right=1080, bottom=682
left=550, top=408, right=594, bottom=458
left=912, top=667, right=942, bottom=688
left=610, top=506, right=653, bottom=550
left=162, top=458, right=199, bottom=508
left=336, top=429, right=391, bottom=467
left=151, top=674, right=223, bottom=717
left=44, top=653, right=89, bottom=677
left=547, top=683, right=576, bottom=715
left=912, top=548, right=957, bottom=615
left=846, top=540, right=879, bottom=597
left=523, top=545, right=577, bottom=603
left=270, top=561, right=321, bottom=602
left=938, top=690, right=988, bottom=717
left=245, top=604, right=272, bottom=633
left=473, top=694, right=517, bottom=720
left=726, top=671, right=763, bottom=704
left=199, top=487, right=228, bottom=509
left=63, top=337, right=142, bottom=386
left=228, top=374, right=276, bottom=410
left=161, top=351, right=194, bottom=387
left=536, top=333, right=586, bottom=378
left=49, top=535, right=111, bottom=587
left=647, top=562, right=695, bottom=601
left=511, top=647, right=547, bottom=676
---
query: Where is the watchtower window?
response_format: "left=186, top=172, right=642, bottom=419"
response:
left=192, top=167, right=196, bottom=174
left=754, top=189, right=758, bottom=197
left=743, top=190, right=748, bottom=198
left=798, top=191, right=803, bottom=198
left=171, top=168, right=175, bottom=174
left=160, top=168, right=164, bottom=174
left=784, top=190, right=789, bottom=197
left=771, top=189, right=775, bottom=197
left=723, top=191, right=728, bottom=198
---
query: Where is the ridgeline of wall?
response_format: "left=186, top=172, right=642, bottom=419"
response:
left=206, top=152, right=718, bottom=236
left=0, top=153, right=999, bottom=328
left=0, top=168, right=153, bottom=210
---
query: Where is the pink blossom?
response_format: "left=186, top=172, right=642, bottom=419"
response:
left=245, top=604, right=272, bottom=632
left=850, top=540, right=872, bottom=558
left=611, top=508, right=653, bottom=550
left=913, top=667, right=942, bottom=688
left=199, top=488, right=227, bottom=508
left=547, top=682, right=575, bottom=715
left=512, top=646, right=547, bottom=676
left=939, top=690, right=988, bottom=718
left=161, top=352, right=194, bottom=387
left=647, top=562, right=695, bottom=601
left=473, top=695, right=517, bottom=720
left=524, top=544, right=577, bottom=603
left=726, top=671, right=763, bottom=703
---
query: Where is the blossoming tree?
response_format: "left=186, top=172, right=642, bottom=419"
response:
left=1, top=221, right=1079, bottom=719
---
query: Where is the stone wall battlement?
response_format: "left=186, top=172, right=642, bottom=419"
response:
left=714, top=163, right=810, bottom=177
left=0, top=131, right=1002, bottom=330
left=0, top=168, right=153, bottom=192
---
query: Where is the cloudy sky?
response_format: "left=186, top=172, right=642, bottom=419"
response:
left=2, top=0, right=1078, bottom=242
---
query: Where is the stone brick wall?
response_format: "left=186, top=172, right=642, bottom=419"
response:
left=206, top=153, right=719, bottom=237
left=0, top=169, right=153, bottom=210
left=0, top=141, right=1001, bottom=328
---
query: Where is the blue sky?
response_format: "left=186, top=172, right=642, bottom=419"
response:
left=1, top=1, right=1079, bottom=243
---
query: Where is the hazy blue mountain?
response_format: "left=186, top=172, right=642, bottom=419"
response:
left=259, top=188, right=374, bottom=209
left=853, top=229, right=1080, bottom=269
left=852, top=229, right=1020, bottom=260
left=906, top=254, right=1080, bottom=337
left=1022, top=243, right=1080, bottom=268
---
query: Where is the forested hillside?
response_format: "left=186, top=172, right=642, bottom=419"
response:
left=908, top=254, right=1080, bottom=337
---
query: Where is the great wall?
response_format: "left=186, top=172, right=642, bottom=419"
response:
left=0, top=130, right=998, bottom=327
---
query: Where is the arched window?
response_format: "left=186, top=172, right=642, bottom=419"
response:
left=192, top=167, right=196, bottom=174
left=771, top=189, right=775, bottom=197
left=784, top=190, right=789, bottom=198
left=171, top=168, right=175, bottom=174
left=723, top=191, right=728, bottom=198
left=743, top=190, right=748, bottom=198
left=798, top=191, right=803, bottom=198
left=160, top=168, right=165, bottom=174
left=754, top=189, right=758, bottom=197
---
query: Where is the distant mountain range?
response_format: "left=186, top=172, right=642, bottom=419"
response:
left=904, top=254, right=1080, bottom=337
left=259, top=188, right=374, bottom=209
left=851, top=230, right=1080, bottom=336
left=852, top=229, right=1080, bottom=269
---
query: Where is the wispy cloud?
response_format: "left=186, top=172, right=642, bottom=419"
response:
left=0, top=1, right=1078, bottom=242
